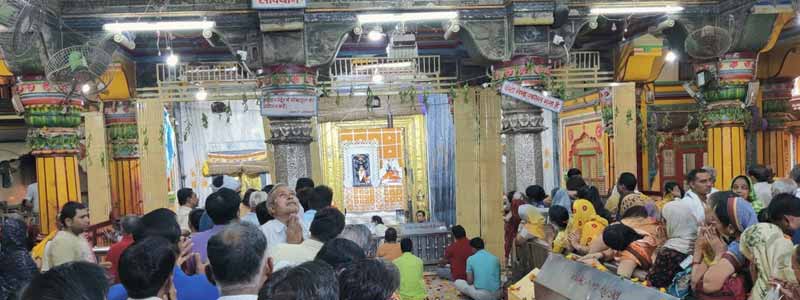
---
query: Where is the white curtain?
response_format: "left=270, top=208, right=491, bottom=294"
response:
left=175, top=101, right=267, bottom=204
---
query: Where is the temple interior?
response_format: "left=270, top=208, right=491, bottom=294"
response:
left=2, top=0, right=800, bottom=300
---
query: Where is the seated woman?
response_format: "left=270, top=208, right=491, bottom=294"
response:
left=584, top=205, right=665, bottom=262
left=646, top=201, right=698, bottom=288
left=740, top=223, right=798, bottom=300
left=576, top=186, right=612, bottom=223
left=566, top=199, right=609, bottom=255
left=549, top=206, right=571, bottom=254
left=516, top=204, right=547, bottom=243
left=731, top=175, right=763, bottom=213
left=691, top=192, right=757, bottom=299
left=580, top=223, right=658, bottom=278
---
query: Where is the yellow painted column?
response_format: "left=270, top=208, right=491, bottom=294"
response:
left=700, top=53, right=753, bottom=190
left=17, top=81, right=83, bottom=234
left=83, top=111, right=113, bottom=225
left=478, top=88, right=504, bottom=259
left=454, top=88, right=481, bottom=238
left=137, top=101, right=169, bottom=213
left=611, top=82, right=638, bottom=176
left=105, top=101, right=143, bottom=216
left=760, top=80, right=793, bottom=177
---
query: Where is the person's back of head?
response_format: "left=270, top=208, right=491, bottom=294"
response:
left=311, top=207, right=346, bottom=243
left=567, top=168, right=582, bottom=179
left=177, top=188, right=194, bottom=206
left=242, top=188, right=258, bottom=208
left=772, top=178, right=798, bottom=196
left=296, top=188, right=317, bottom=211
left=620, top=205, right=649, bottom=219
left=313, top=185, right=334, bottom=208
left=548, top=205, right=569, bottom=229
left=749, top=165, right=774, bottom=183
left=791, top=164, right=800, bottom=185
left=617, top=172, right=637, bottom=192
left=451, top=225, right=467, bottom=240
left=338, top=259, right=400, bottom=300
left=255, top=201, right=273, bottom=225
left=119, top=215, right=141, bottom=236
left=249, top=191, right=268, bottom=209
left=119, top=237, right=176, bottom=299
left=258, top=260, right=338, bottom=300
left=602, top=223, right=643, bottom=251
left=134, top=208, right=181, bottom=245
left=371, top=215, right=383, bottom=224
left=262, top=184, right=275, bottom=193
left=525, top=185, right=546, bottom=203
left=21, top=261, right=108, bottom=300
left=295, top=177, right=315, bottom=192
left=565, top=177, right=587, bottom=192
left=384, top=227, right=398, bottom=243
left=469, top=237, right=485, bottom=251
left=316, top=238, right=366, bottom=270
left=205, top=188, right=241, bottom=225
left=339, top=224, right=372, bottom=253
left=400, top=238, right=413, bottom=253
left=189, top=208, right=205, bottom=233
left=208, top=222, right=269, bottom=290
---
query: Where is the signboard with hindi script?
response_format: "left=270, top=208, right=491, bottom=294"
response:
left=260, top=94, right=317, bottom=117
left=500, top=81, right=563, bottom=112
left=252, top=0, right=306, bottom=9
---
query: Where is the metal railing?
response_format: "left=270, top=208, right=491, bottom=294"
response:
left=550, top=51, right=614, bottom=90
left=157, top=62, right=256, bottom=84
left=552, top=51, right=602, bottom=71
left=329, top=55, right=441, bottom=79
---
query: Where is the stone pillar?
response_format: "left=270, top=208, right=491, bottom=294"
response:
left=699, top=53, right=753, bottom=190
left=18, top=81, right=83, bottom=234
left=262, top=65, right=317, bottom=186
left=493, top=56, right=550, bottom=192
left=760, top=80, right=793, bottom=176
left=104, top=100, right=143, bottom=217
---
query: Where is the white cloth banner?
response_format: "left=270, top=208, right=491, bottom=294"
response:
left=500, top=81, right=563, bottom=112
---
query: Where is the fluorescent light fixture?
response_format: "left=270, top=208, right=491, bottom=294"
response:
left=357, top=12, right=458, bottom=24
left=166, top=54, right=179, bottom=66
left=665, top=51, right=678, bottom=63
left=590, top=6, right=684, bottom=15
left=354, top=61, right=413, bottom=71
left=103, top=21, right=216, bottom=32
left=367, top=30, right=384, bottom=41
left=195, top=88, right=208, bottom=101
left=81, top=84, right=91, bottom=94
left=542, top=91, right=550, bottom=97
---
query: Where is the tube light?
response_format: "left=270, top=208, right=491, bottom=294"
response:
left=357, top=12, right=458, bottom=24
left=166, top=54, right=179, bottom=66
left=103, top=21, right=216, bottom=32
left=81, top=84, right=91, bottom=94
left=590, top=6, right=684, bottom=15
left=354, top=61, right=413, bottom=71
left=195, top=88, right=208, bottom=101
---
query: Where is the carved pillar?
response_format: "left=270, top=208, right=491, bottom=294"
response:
left=494, top=56, right=550, bottom=192
left=104, top=100, right=143, bottom=217
left=699, top=53, right=753, bottom=190
left=18, top=80, right=83, bottom=234
left=262, top=65, right=317, bottom=186
left=760, top=80, right=793, bottom=176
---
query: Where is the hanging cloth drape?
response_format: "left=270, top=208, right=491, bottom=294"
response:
left=426, top=94, right=456, bottom=225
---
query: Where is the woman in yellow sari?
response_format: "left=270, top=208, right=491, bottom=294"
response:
left=516, top=204, right=546, bottom=241
left=567, top=199, right=609, bottom=254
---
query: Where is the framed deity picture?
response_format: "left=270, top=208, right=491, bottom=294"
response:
left=351, top=154, right=372, bottom=187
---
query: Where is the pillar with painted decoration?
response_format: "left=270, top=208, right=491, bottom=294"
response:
left=759, top=80, right=793, bottom=177
left=261, top=64, right=317, bottom=186
left=104, top=100, right=143, bottom=217
left=493, top=56, right=550, bottom=191
left=698, top=53, right=753, bottom=190
left=18, top=80, right=83, bottom=234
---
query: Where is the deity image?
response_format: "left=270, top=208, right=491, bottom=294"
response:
left=352, top=154, right=371, bottom=186
left=379, top=159, right=403, bottom=186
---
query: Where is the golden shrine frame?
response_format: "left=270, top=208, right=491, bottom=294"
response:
left=316, top=115, right=429, bottom=216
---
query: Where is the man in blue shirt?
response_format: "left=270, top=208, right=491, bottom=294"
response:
left=453, top=237, right=502, bottom=300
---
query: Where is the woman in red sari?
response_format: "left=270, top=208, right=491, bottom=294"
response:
left=504, top=191, right=526, bottom=263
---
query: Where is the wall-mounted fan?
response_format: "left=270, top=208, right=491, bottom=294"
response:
left=0, top=0, right=48, bottom=75
left=44, top=41, right=115, bottom=100
left=684, top=25, right=732, bottom=60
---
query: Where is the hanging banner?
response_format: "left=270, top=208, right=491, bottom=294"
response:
left=500, top=81, right=563, bottom=112
left=252, top=0, right=306, bottom=9
left=260, top=94, right=317, bottom=117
